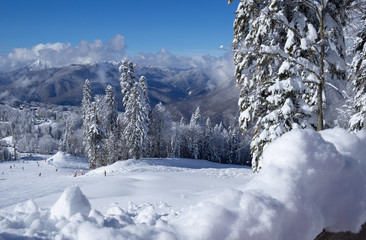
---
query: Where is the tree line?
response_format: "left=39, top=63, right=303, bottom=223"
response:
left=82, top=60, right=249, bottom=169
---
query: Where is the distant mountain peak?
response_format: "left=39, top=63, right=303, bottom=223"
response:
left=29, top=59, right=52, bottom=71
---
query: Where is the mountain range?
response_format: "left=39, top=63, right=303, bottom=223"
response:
left=0, top=61, right=239, bottom=126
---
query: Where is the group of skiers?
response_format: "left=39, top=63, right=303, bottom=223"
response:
left=74, top=169, right=87, bottom=177
left=3, top=159, right=108, bottom=178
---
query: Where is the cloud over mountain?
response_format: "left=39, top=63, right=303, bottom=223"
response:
left=0, top=34, right=126, bottom=71
left=0, top=35, right=234, bottom=90
left=133, top=49, right=234, bottom=89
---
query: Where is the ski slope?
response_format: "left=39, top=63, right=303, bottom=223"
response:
left=1, top=128, right=366, bottom=240
left=0, top=152, right=251, bottom=239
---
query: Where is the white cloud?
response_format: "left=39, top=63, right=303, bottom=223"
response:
left=0, top=34, right=126, bottom=72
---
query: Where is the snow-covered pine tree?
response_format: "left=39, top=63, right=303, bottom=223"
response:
left=349, top=10, right=366, bottom=131
left=202, top=118, right=214, bottom=161
left=285, top=0, right=349, bottom=130
left=82, top=79, right=94, bottom=165
left=230, top=0, right=349, bottom=171
left=104, top=85, right=118, bottom=164
left=212, top=122, right=228, bottom=163
left=138, top=76, right=151, bottom=156
left=119, top=59, right=136, bottom=109
left=122, top=75, right=150, bottom=160
left=59, top=113, right=73, bottom=153
left=227, top=126, right=241, bottom=164
left=177, top=117, right=189, bottom=159
left=88, top=104, right=106, bottom=169
left=187, top=107, right=203, bottom=159
left=150, top=103, right=172, bottom=158
left=170, top=122, right=181, bottom=158
left=230, top=0, right=309, bottom=171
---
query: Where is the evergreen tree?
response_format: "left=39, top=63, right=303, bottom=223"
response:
left=212, top=122, right=227, bottom=163
left=188, top=107, right=203, bottom=159
left=202, top=118, right=214, bottom=161
left=104, top=85, right=118, bottom=164
left=122, top=77, right=150, bottom=160
left=349, top=12, right=366, bottom=131
left=150, top=103, right=172, bottom=158
left=230, top=0, right=350, bottom=172
left=120, top=60, right=150, bottom=159
left=139, top=76, right=151, bottom=156
left=82, top=79, right=93, bottom=165
left=88, top=105, right=106, bottom=169
left=119, top=59, right=135, bottom=109
left=59, top=113, right=73, bottom=153
left=170, top=122, right=181, bottom=158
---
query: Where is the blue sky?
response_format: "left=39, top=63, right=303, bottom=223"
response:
left=0, top=0, right=237, bottom=57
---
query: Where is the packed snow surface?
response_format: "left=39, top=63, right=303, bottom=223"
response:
left=0, top=128, right=366, bottom=240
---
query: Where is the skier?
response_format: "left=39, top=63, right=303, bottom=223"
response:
left=74, top=171, right=77, bottom=177
left=104, top=170, right=106, bottom=176
left=39, top=173, right=41, bottom=177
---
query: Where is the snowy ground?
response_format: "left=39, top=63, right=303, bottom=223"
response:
left=0, top=152, right=251, bottom=239
left=1, top=128, right=366, bottom=240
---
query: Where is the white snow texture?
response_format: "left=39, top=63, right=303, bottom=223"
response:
left=0, top=128, right=366, bottom=240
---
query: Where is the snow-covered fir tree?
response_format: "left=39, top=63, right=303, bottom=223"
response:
left=138, top=76, right=151, bottom=156
left=120, top=61, right=150, bottom=160
left=349, top=11, right=366, bottom=131
left=104, top=85, right=118, bottom=164
left=58, top=113, right=73, bottom=153
left=82, top=79, right=94, bottom=166
left=230, top=0, right=350, bottom=172
left=202, top=118, right=214, bottom=161
left=170, top=122, right=181, bottom=158
left=119, top=59, right=136, bottom=109
left=123, top=83, right=143, bottom=159
left=187, top=107, right=203, bottom=159
left=88, top=105, right=106, bottom=169
left=150, top=103, right=172, bottom=158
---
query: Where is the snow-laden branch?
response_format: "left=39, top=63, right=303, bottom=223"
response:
left=260, top=46, right=321, bottom=82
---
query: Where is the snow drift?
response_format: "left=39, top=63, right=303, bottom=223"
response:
left=1, top=128, right=365, bottom=240
left=174, top=128, right=366, bottom=240
left=47, top=151, right=88, bottom=169
left=50, top=185, right=91, bottom=220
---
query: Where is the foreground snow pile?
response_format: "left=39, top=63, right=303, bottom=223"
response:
left=1, top=128, right=365, bottom=240
left=50, top=186, right=91, bottom=220
left=174, top=128, right=366, bottom=240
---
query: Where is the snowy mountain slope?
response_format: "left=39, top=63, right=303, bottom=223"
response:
left=1, top=128, right=366, bottom=240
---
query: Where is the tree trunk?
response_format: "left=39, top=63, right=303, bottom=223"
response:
left=318, top=1, right=325, bottom=131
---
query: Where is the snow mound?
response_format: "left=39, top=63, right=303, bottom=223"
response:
left=14, top=199, right=39, bottom=214
left=173, top=129, right=366, bottom=240
left=88, top=157, right=248, bottom=176
left=50, top=185, right=91, bottom=220
left=47, top=151, right=88, bottom=169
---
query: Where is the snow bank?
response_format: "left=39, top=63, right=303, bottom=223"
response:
left=1, top=128, right=366, bottom=240
left=50, top=185, right=91, bottom=220
left=174, top=128, right=366, bottom=240
left=47, top=151, right=88, bottom=169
